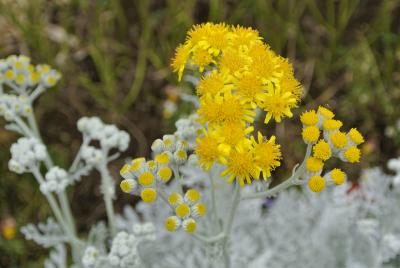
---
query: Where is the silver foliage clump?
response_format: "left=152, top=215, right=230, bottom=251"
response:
left=113, top=158, right=400, bottom=268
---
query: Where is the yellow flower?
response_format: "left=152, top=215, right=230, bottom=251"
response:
left=330, top=131, right=347, bottom=149
left=197, top=93, right=255, bottom=126
left=165, top=216, right=180, bottom=232
left=308, top=175, right=325, bottom=192
left=192, top=203, right=207, bottom=217
left=323, top=119, right=343, bottom=131
left=184, top=189, right=201, bottom=204
left=199, top=23, right=230, bottom=56
left=306, top=157, right=324, bottom=173
left=182, top=218, right=197, bottom=233
left=300, top=110, right=318, bottom=126
left=220, top=143, right=260, bottom=186
left=343, top=147, right=361, bottom=163
left=157, top=167, right=172, bottom=182
left=175, top=203, right=191, bottom=218
left=302, top=126, right=320, bottom=144
left=216, top=122, right=253, bottom=148
left=313, top=140, right=332, bottom=161
left=171, top=43, right=191, bottom=81
left=168, top=192, right=183, bottom=206
left=251, top=132, right=281, bottom=179
left=195, top=131, right=224, bottom=170
left=248, top=43, right=279, bottom=82
left=259, top=88, right=296, bottom=123
left=219, top=48, right=251, bottom=77
left=348, top=128, right=364, bottom=145
left=235, top=71, right=265, bottom=104
left=138, top=171, right=154, bottom=186
left=230, top=25, right=262, bottom=49
left=196, top=71, right=229, bottom=97
left=191, top=47, right=214, bottom=72
left=329, top=168, right=346, bottom=185
left=317, top=106, right=335, bottom=120
left=140, top=188, right=157, bottom=203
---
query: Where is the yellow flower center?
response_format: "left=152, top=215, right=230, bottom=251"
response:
left=344, top=147, right=361, bottom=163
left=140, top=188, right=157, bottom=203
left=175, top=204, right=191, bottom=218
left=300, top=110, right=318, bottom=126
left=308, top=176, right=325, bottom=192
left=306, top=157, right=324, bottom=172
left=348, top=128, right=364, bottom=145
left=331, top=168, right=346, bottom=185
left=158, top=167, right=172, bottom=182
left=185, top=189, right=200, bottom=203
left=330, top=132, right=347, bottom=148
left=165, top=216, right=180, bottom=232
left=138, top=172, right=154, bottom=186
left=313, top=140, right=332, bottom=161
left=302, top=126, right=320, bottom=143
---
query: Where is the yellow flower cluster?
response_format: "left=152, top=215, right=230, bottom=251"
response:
left=301, top=106, right=364, bottom=192
left=164, top=189, right=206, bottom=233
left=119, top=135, right=190, bottom=203
left=0, top=55, right=61, bottom=90
left=171, top=23, right=302, bottom=186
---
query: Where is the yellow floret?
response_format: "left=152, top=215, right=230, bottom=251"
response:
left=168, top=193, right=183, bottom=206
left=306, top=157, right=324, bottom=173
left=175, top=203, right=191, bottom=218
left=322, top=119, right=343, bottom=131
left=155, top=152, right=171, bottom=164
left=302, top=126, right=320, bottom=143
left=5, top=70, right=15, bottom=80
left=317, top=106, right=335, bottom=119
left=140, top=188, right=157, bottom=203
left=344, top=147, right=361, bottom=163
left=330, top=131, right=347, bottom=148
left=157, top=167, right=172, bottom=182
left=192, top=203, right=207, bottom=217
left=300, top=110, right=318, bottom=126
left=184, top=189, right=200, bottom=203
left=348, top=128, right=364, bottom=145
left=165, top=216, right=180, bottom=232
left=182, top=218, right=197, bottom=233
left=120, top=179, right=136, bottom=193
left=313, top=140, right=332, bottom=161
left=308, top=175, right=326, bottom=192
left=138, top=171, right=154, bottom=186
left=120, top=164, right=130, bottom=176
left=330, top=168, right=346, bottom=185
left=130, top=157, right=145, bottom=172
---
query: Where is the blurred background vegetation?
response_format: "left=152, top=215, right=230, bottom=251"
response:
left=0, top=0, right=399, bottom=266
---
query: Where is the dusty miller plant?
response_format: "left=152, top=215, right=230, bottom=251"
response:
left=1, top=22, right=368, bottom=268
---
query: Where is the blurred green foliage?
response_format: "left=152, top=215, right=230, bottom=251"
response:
left=0, top=0, right=399, bottom=266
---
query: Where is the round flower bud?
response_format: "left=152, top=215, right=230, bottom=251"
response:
left=151, top=139, right=164, bottom=154
left=313, top=140, right=331, bottom=161
left=173, top=149, right=188, bottom=164
left=168, top=193, right=183, bottom=206
left=184, top=189, right=200, bottom=204
left=155, top=152, right=171, bottom=165
left=175, top=203, right=191, bottom=218
left=120, top=164, right=132, bottom=180
left=348, top=128, right=364, bottom=145
left=157, top=167, right=172, bottom=182
left=140, top=188, right=157, bottom=203
left=322, top=119, right=343, bottom=131
left=300, top=110, right=318, bottom=126
left=306, top=157, right=324, bottom=173
left=330, top=131, right=347, bottom=149
left=308, top=175, right=326, bottom=192
left=341, top=146, right=361, bottom=163
left=165, top=216, right=181, bottom=232
left=302, top=126, right=320, bottom=144
left=317, top=106, right=335, bottom=120
left=138, top=171, right=154, bottom=186
left=192, top=203, right=206, bottom=218
left=329, top=168, right=346, bottom=185
left=182, top=218, right=197, bottom=234
left=120, top=179, right=137, bottom=193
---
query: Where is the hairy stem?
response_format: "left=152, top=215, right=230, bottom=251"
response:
left=98, top=163, right=117, bottom=236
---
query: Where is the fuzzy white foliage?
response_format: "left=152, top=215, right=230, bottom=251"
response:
left=8, top=137, right=46, bottom=173
left=113, top=157, right=400, bottom=268
left=21, top=218, right=67, bottom=248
